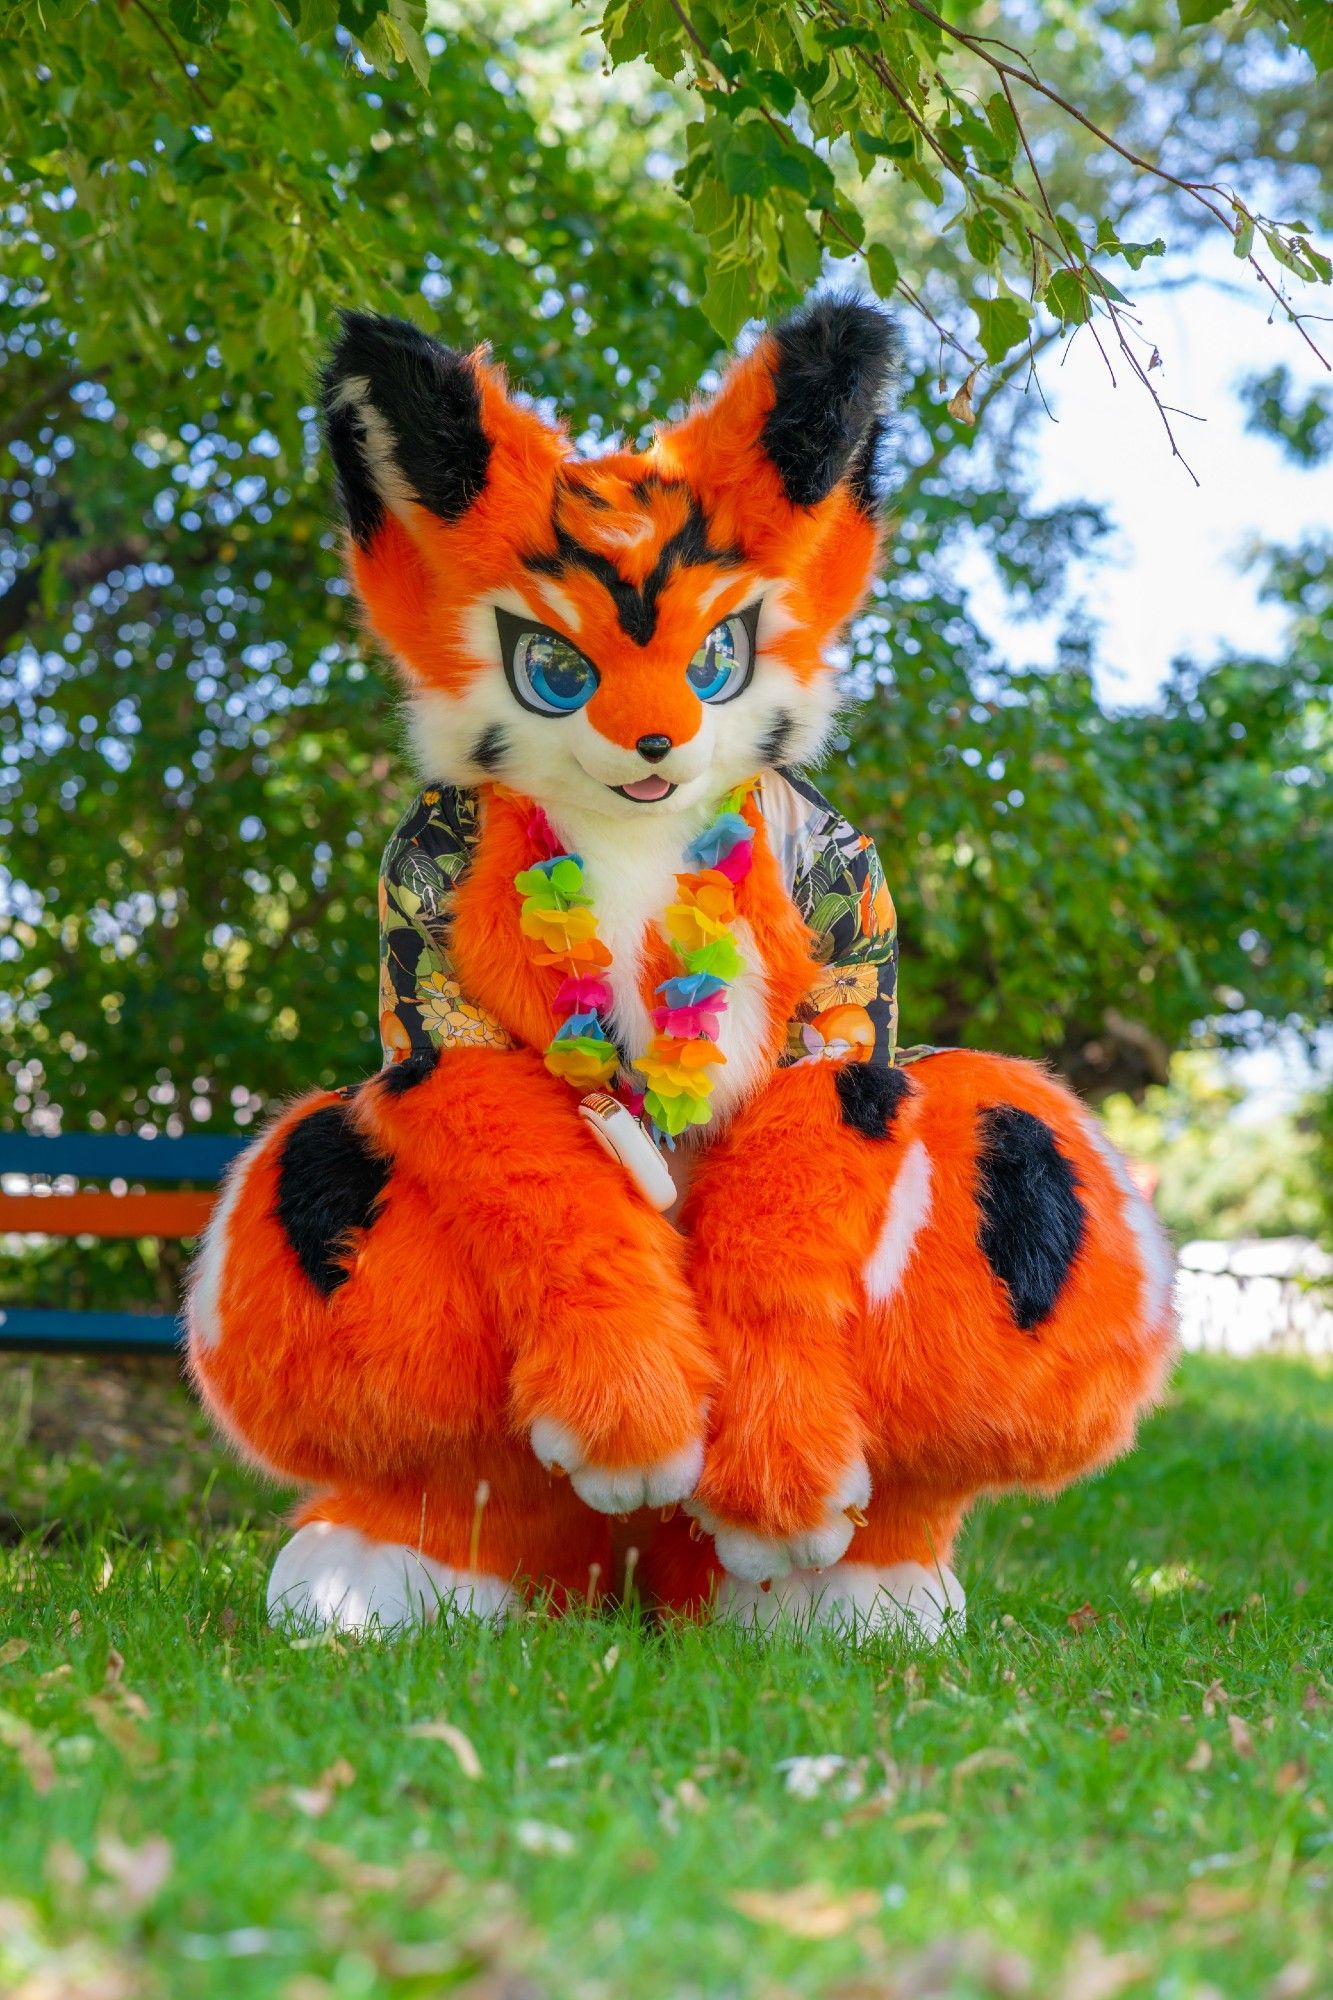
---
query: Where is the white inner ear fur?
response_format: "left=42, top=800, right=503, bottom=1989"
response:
left=328, top=376, right=418, bottom=522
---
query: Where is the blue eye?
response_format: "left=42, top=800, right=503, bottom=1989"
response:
left=508, top=627, right=600, bottom=715
left=686, top=614, right=754, bottom=704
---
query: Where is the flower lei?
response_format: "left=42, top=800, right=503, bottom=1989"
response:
left=513, top=784, right=755, bottom=1143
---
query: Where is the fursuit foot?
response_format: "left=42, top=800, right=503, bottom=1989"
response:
left=266, top=1522, right=520, bottom=1635
left=718, top=1559, right=966, bottom=1645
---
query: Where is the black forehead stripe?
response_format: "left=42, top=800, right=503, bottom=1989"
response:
left=522, top=492, right=744, bottom=647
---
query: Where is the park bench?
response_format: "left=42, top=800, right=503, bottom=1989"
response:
left=0, top=1131, right=247, bottom=1354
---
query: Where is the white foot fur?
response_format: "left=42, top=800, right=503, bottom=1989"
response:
left=690, top=1459, right=872, bottom=1582
left=719, top=1560, right=965, bottom=1645
left=266, top=1522, right=519, bottom=1635
left=528, top=1417, right=703, bottom=1513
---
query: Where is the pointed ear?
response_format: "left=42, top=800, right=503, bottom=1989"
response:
left=665, top=296, right=900, bottom=519
left=321, top=313, right=495, bottom=547
left=760, top=297, right=900, bottom=509
left=321, top=310, right=569, bottom=558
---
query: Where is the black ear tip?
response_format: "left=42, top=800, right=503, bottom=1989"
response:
left=761, top=293, right=901, bottom=510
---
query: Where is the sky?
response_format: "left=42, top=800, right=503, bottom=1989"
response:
left=969, top=235, right=1332, bottom=707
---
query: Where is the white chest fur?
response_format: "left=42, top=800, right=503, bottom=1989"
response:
left=548, top=800, right=773, bottom=1124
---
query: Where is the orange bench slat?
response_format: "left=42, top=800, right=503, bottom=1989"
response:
left=0, top=1192, right=217, bottom=1239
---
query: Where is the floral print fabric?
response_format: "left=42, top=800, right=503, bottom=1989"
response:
left=378, top=772, right=900, bottom=1070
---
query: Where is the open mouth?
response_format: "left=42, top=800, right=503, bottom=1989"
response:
left=612, top=776, right=677, bottom=803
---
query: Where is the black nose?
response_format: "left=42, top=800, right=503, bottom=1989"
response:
left=636, top=734, right=672, bottom=763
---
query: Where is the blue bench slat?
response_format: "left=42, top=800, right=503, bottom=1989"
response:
left=0, top=1134, right=248, bottom=1180
left=0, top=1306, right=183, bottom=1353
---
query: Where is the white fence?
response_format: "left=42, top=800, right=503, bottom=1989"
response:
left=1175, top=1237, right=1333, bottom=1358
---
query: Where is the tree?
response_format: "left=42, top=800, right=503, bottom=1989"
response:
left=1, top=0, right=1328, bottom=1165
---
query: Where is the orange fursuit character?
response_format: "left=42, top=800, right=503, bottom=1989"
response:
left=187, top=299, right=1176, bottom=1642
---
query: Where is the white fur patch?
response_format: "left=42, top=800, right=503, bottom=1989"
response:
left=328, top=377, right=417, bottom=522
left=1083, top=1118, right=1176, bottom=1328
left=266, top=1522, right=518, bottom=1634
left=188, top=1140, right=261, bottom=1352
left=863, top=1140, right=933, bottom=1307
left=719, top=1560, right=965, bottom=1645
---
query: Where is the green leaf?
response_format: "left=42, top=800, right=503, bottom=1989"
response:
left=964, top=207, right=1006, bottom=268
left=974, top=294, right=1033, bottom=362
left=702, top=258, right=755, bottom=340
left=1044, top=269, right=1092, bottom=325
left=867, top=242, right=899, bottom=298
left=1178, top=0, right=1234, bottom=22
left=983, top=91, right=1019, bottom=166
left=167, top=0, right=231, bottom=46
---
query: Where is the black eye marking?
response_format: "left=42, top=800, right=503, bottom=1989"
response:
left=471, top=723, right=510, bottom=772
left=759, top=709, right=794, bottom=766
left=836, top=1065, right=913, bottom=1139
left=976, top=1104, right=1087, bottom=1332
left=275, top=1102, right=391, bottom=1296
left=523, top=481, right=744, bottom=647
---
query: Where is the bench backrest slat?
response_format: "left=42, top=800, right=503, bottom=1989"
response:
left=0, top=1134, right=249, bottom=1180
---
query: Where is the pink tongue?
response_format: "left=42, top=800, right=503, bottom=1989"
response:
left=621, top=775, right=672, bottom=801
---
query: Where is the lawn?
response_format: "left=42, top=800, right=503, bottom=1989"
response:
left=1, top=1352, right=1329, bottom=2000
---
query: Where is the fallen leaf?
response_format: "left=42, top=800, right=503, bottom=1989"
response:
left=1186, top=1882, right=1254, bottom=1919
left=307, top=1840, right=400, bottom=1892
left=1067, top=1603, right=1101, bottom=1634
left=95, top=1833, right=173, bottom=1913
left=1201, top=1679, right=1228, bottom=1718
left=406, top=1719, right=482, bottom=1781
left=893, top=1810, right=950, bottom=1833
left=1227, top=1713, right=1254, bottom=1758
left=1274, top=1759, right=1307, bottom=1796
left=1267, top=1963, right=1316, bottom=2000
left=1106, top=1726, right=1130, bottom=1745
left=1185, top=1739, right=1213, bottom=1773
left=730, top=1883, right=878, bottom=1940
left=288, top=1758, right=356, bottom=1818
left=0, top=1639, right=29, bottom=1668
left=102, top=1649, right=125, bottom=1690
left=0, top=1708, right=55, bottom=1794
left=950, top=1749, right=1020, bottom=1802
left=674, top=1777, right=707, bottom=1815
left=1059, top=1934, right=1152, bottom=2000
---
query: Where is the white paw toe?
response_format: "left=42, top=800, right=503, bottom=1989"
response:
left=529, top=1416, right=584, bottom=1475
left=569, top=1437, right=705, bottom=1514
left=785, top=1512, right=856, bottom=1571
left=267, top=1523, right=517, bottom=1636
left=712, top=1525, right=793, bottom=1583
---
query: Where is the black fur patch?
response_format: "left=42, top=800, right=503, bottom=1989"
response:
left=761, top=299, right=900, bottom=509
left=470, top=723, right=509, bottom=772
left=524, top=482, right=743, bottom=647
left=322, top=312, right=491, bottom=547
left=758, top=709, right=795, bottom=767
left=378, top=1047, right=440, bottom=1096
left=275, top=1102, right=390, bottom=1296
left=836, top=1064, right=912, bottom=1139
left=976, top=1104, right=1086, bottom=1331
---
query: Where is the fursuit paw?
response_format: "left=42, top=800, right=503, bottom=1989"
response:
left=528, top=1416, right=704, bottom=1515
left=719, top=1560, right=966, bottom=1645
left=688, top=1459, right=872, bottom=1583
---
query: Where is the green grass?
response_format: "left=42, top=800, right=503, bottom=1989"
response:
left=1, top=1354, right=1330, bottom=2000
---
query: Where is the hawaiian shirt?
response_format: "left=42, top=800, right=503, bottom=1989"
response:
left=378, top=770, right=900, bottom=1072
